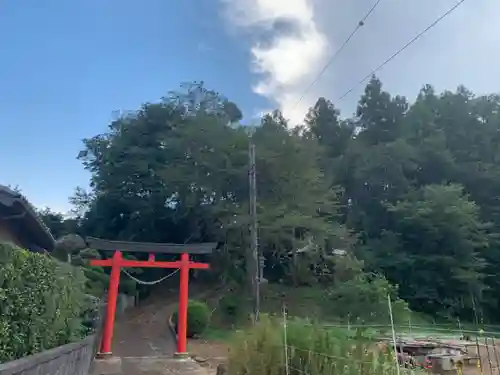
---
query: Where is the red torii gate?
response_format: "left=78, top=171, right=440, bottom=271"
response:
left=86, top=237, right=216, bottom=357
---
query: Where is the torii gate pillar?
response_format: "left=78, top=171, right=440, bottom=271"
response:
left=101, top=250, right=122, bottom=355
left=177, top=252, right=190, bottom=354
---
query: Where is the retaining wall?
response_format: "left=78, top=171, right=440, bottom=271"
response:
left=0, top=302, right=105, bottom=375
left=0, top=334, right=98, bottom=375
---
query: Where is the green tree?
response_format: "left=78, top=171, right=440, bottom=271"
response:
left=305, top=97, right=354, bottom=159
left=356, top=76, right=408, bottom=145
left=368, top=184, right=488, bottom=319
left=71, top=76, right=500, bottom=322
left=251, top=111, right=350, bottom=285
left=37, top=208, right=81, bottom=239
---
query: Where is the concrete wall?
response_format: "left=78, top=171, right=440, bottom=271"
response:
left=0, top=334, right=98, bottom=375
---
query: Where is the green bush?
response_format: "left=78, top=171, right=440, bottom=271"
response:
left=220, top=294, right=240, bottom=317
left=229, top=315, right=410, bottom=375
left=172, top=300, right=210, bottom=338
left=56, top=244, right=138, bottom=298
left=218, top=292, right=250, bottom=324
left=0, top=242, right=89, bottom=362
left=326, top=274, right=410, bottom=325
left=260, top=276, right=410, bottom=325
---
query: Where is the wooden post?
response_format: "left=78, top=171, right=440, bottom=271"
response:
left=99, top=250, right=122, bottom=356
left=176, top=252, right=190, bottom=354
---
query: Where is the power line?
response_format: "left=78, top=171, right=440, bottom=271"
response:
left=338, top=0, right=467, bottom=100
left=291, top=0, right=383, bottom=111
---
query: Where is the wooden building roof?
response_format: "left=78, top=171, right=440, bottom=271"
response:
left=0, top=185, right=55, bottom=251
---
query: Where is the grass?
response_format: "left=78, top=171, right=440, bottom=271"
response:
left=204, top=283, right=500, bottom=345
left=200, top=326, right=237, bottom=342
left=227, top=315, right=421, bottom=375
left=202, top=321, right=500, bottom=348
left=318, top=323, right=500, bottom=340
left=197, top=315, right=500, bottom=375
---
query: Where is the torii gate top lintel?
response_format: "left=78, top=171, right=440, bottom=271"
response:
left=86, top=237, right=215, bottom=357
left=86, top=236, right=217, bottom=254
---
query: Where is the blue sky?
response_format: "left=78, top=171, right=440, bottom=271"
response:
left=2, top=0, right=499, bottom=213
left=0, top=0, right=268, bottom=212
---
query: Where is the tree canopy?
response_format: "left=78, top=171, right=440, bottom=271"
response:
left=40, top=76, right=500, bottom=322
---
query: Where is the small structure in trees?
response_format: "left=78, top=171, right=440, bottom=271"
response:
left=86, top=237, right=216, bottom=357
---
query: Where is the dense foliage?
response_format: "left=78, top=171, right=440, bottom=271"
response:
left=47, top=233, right=139, bottom=297
left=0, top=242, right=88, bottom=362
left=40, top=77, right=500, bottom=323
left=229, top=316, right=406, bottom=375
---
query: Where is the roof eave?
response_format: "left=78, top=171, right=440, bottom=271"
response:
left=0, top=185, right=56, bottom=251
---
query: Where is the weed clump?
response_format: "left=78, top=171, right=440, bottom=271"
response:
left=228, top=315, right=409, bottom=375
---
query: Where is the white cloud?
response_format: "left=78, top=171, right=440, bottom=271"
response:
left=251, top=107, right=273, bottom=120
left=220, top=0, right=328, bottom=125
left=222, top=0, right=500, bottom=125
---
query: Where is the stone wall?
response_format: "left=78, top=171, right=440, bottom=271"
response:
left=0, top=302, right=105, bottom=375
left=0, top=334, right=99, bottom=375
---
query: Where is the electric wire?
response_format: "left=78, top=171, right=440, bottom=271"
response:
left=338, top=0, right=467, bottom=100
left=291, top=0, right=383, bottom=111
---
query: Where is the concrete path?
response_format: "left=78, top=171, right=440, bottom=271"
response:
left=92, top=357, right=210, bottom=375
left=92, top=296, right=186, bottom=374
left=91, top=285, right=222, bottom=374
left=111, top=315, right=176, bottom=357
left=111, top=296, right=178, bottom=357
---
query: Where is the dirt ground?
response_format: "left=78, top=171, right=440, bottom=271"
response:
left=188, top=339, right=229, bottom=373
left=110, top=291, right=179, bottom=357
left=92, top=285, right=215, bottom=375
left=110, top=283, right=221, bottom=358
left=459, top=342, right=500, bottom=375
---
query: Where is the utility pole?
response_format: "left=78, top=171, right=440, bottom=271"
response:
left=248, top=140, right=260, bottom=322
